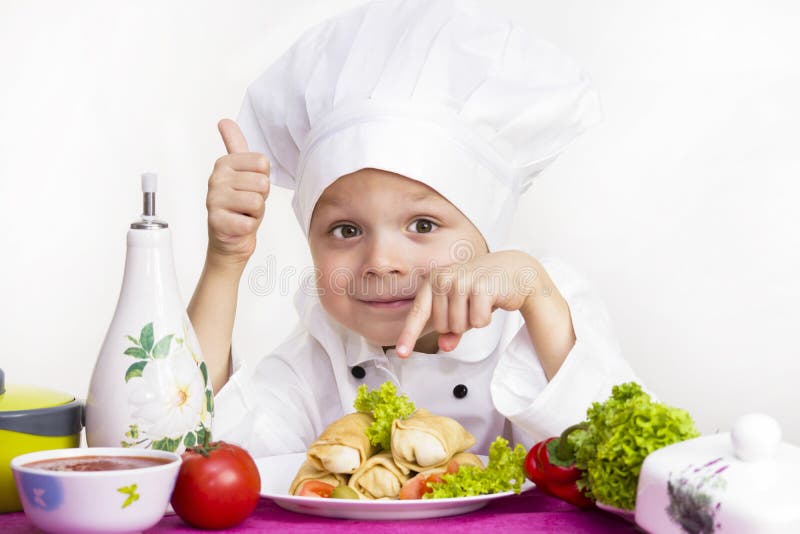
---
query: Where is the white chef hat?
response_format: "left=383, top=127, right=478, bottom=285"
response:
left=237, top=0, right=600, bottom=252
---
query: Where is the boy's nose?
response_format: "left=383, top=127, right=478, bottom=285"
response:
left=361, top=236, right=406, bottom=278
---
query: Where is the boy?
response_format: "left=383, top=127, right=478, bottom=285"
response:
left=189, top=0, right=639, bottom=455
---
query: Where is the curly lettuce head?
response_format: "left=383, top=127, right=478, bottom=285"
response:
left=353, top=382, right=415, bottom=449
left=569, top=382, right=699, bottom=511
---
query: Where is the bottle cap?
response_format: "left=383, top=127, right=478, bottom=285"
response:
left=131, top=172, right=168, bottom=229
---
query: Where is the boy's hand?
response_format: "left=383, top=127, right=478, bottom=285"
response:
left=395, top=250, right=546, bottom=357
left=205, top=119, right=270, bottom=269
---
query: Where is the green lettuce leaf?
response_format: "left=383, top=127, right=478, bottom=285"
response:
left=424, top=437, right=527, bottom=499
left=353, top=382, right=415, bottom=449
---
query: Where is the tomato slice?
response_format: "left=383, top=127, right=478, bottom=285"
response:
left=298, top=480, right=335, bottom=498
left=424, top=473, right=444, bottom=488
left=399, top=474, right=427, bottom=500
left=399, top=472, right=448, bottom=500
left=446, top=459, right=460, bottom=474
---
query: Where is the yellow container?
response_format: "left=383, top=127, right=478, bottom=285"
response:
left=0, top=368, right=83, bottom=513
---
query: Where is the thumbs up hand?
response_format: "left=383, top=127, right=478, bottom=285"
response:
left=205, top=119, right=270, bottom=269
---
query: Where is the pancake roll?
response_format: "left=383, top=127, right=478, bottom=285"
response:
left=307, top=412, right=379, bottom=474
left=391, top=408, right=476, bottom=474
left=347, top=451, right=410, bottom=499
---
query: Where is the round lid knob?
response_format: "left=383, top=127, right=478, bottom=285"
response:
left=731, top=413, right=781, bottom=462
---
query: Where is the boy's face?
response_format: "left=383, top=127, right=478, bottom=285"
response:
left=308, top=168, right=488, bottom=352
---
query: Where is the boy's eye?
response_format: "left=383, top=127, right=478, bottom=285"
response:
left=331, top=224, right=361, bottom=239
left=408, top=219, right=438, bottom=234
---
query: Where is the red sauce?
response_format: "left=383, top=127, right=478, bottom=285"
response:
left=25, top=455, right=173, bottom=472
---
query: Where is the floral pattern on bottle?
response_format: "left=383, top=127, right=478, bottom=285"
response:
left=666, top=457, right=729, bottom=534
left=120, top=321, right=213, bottom=451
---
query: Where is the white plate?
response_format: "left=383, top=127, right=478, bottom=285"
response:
left=595, top=501, right=636, bottom=523
left=257, top=452, right=534, bottom=520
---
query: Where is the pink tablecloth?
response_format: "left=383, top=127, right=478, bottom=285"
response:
left=1, top=488, right=641, bottom=533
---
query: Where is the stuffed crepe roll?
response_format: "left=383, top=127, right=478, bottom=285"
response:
left=391, top=408, right=476, bottom=474
left=307, top=412, right=379, bottom=474
left=418, top=451, right=484, bottom=476
left=450, top=451, right=483, bottom=469
left=288, top=459, right=348, bottom=495
left=347, top=451, right=410, bottom=499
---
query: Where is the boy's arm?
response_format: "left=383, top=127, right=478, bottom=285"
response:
left=187, top=254, right=246, bottom=393
left=519, top=263, right=576, bottom=381
left=491, top=256, right=640, bottom=442
left=190, top=119, right=271, bottom=393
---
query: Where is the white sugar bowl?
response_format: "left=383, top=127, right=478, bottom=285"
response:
left=635, top=414, right=800, bottom=533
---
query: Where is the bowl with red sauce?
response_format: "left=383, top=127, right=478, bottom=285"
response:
left=11, top=447, right=180, bottom=533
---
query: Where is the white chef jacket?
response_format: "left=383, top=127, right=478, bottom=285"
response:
left=212, top=254, right=640, bottom=457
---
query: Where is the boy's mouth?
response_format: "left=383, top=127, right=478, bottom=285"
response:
left=360, top=297, right=415, bottom=309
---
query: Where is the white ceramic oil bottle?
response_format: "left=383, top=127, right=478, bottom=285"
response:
left=86, top=173, right=213, bottom=452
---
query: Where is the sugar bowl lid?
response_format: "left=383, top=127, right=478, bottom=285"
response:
left=635, top=413, right=800, bottom=533
left=0, top=368, right=84, bottom=436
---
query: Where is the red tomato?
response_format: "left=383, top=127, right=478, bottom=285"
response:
left=170, top=441, right=261, bottom=529
left=298, top=480, right=335, bottom=498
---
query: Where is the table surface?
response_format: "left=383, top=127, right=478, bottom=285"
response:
left=2, top=488, right=642, bottom=533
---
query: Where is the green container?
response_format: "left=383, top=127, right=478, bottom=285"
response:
left=0, top=368, right=83, bottom=513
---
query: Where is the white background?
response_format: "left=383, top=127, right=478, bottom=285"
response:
left=1, top=1, right=798, bottom=443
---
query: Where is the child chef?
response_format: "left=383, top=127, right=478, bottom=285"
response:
left=189, top=0, right=640, bottom=456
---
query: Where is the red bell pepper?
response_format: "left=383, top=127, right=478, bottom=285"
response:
left=524, top=423, right=594, bottom=508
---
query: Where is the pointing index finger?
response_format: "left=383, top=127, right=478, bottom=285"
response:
left=396, top=278, right=432, bottom=358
